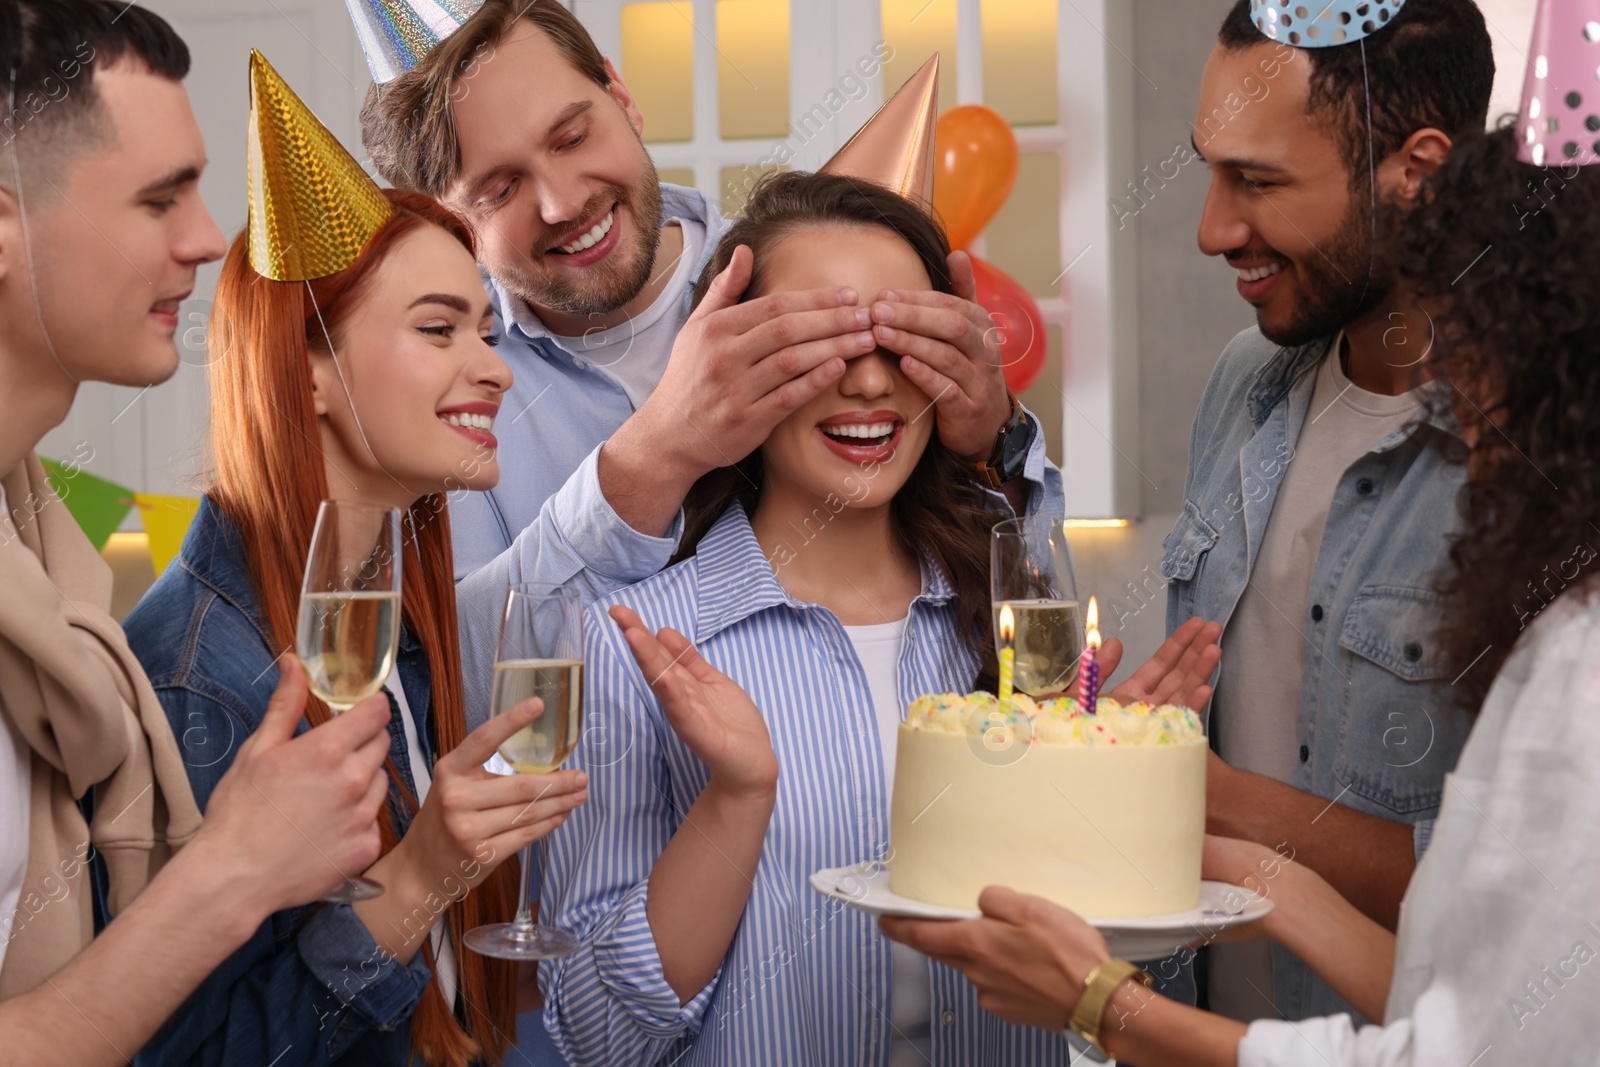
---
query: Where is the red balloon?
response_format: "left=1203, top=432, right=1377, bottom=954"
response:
left=969, top=255, right=1048, bottom=393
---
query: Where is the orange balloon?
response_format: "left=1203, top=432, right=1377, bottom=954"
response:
left=934, top=106, right=1020, bottom=249
left=970, top=255, right=1048, bottom=393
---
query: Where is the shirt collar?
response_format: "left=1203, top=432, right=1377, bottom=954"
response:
left=1246, top=334, right=1335, bottom=429
left=1246, top=333, right=1465, bottom=447
left=691, top=502, right=956, bottom=644
left=487, top=182, right=720, bottom=344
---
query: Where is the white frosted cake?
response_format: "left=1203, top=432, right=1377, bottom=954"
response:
left=888, top=692, right=1206, bottom=919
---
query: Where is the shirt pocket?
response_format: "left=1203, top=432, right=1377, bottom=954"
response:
left=1160, top=501, right=1221, bottom=582
left=1332, top=585, right=1453, bottom=817
left=1160, top=502, right=1221, bottom=619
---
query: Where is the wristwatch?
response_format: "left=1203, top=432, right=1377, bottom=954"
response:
left=1068, top=957, right=1154, bottom=1055
left=973, top=394, right=1034, bottom=489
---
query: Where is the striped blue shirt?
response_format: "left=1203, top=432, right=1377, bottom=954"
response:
left=539, top=503, right=1084, bottom=1066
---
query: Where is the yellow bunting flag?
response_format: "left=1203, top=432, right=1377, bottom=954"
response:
left=134, top=493, right=201, bottom=576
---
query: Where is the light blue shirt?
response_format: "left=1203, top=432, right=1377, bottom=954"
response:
left=540, top=500, right=1088, bottom=1067
left=1161, top=327, right=1474, bottom=1023
left=453, top=185, right=732, bottom=726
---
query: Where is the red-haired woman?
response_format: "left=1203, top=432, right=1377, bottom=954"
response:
left=120, top=190, right=585, bottom=1067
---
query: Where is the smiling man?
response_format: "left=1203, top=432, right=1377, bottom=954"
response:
left=358, top=0, right=1052, bottom=728
left=0, top=3, right=397, bottom=1062
left=1159, top=0, right=1493, bottom=1028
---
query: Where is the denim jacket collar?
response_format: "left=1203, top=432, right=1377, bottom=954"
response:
left=179, top=495, right=422, bottom=656
left=487, top=182, right=724, bottom=346
left=692, top=503, right=955, bottom=644
left=1247, top=333, right=1462, bottom=448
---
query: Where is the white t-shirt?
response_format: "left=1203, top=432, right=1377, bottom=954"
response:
left=549, top=218, right=707, bottom=409
left=1208, top=337, right=1421, bottom=1022
left=0, top=485, right=33, bottom=979
left=843, top=617, right=932, bottom=1066
left=387, top=665, right=458, bottom=1011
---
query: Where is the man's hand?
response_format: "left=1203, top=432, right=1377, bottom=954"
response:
left=188, top=657, right=391, bottom=917
left=615, top=244, right=875, bottom=500
left=1098, top=617, right=1223, bottom=710
left=610, top=605, right=779, bottom=798
left=880, top=886, right=1111, bottom=1032
left=870, top=250, right=1012, bottom=462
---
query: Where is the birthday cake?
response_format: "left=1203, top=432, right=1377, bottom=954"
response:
left=887, top=692, right=1206, bottom=918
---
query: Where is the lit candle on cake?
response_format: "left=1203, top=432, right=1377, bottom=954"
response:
left=1079, top=597, right=1101, bottom=712
left=998, top=604, right=1016, bottom=705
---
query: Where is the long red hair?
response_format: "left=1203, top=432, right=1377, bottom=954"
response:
left=207, top=189, right=518, bottom=1066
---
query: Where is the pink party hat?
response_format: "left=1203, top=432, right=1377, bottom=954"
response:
left=1516, top=0, right=1600, bottom=166
left=1248, top=0, right=1408, bottom=48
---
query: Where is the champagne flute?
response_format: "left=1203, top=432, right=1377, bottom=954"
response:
left=296, top=499, right=402, bottom=902
left=464, top=583, right=584, bottom=960
left=991, top=517, right=1083, bottom=698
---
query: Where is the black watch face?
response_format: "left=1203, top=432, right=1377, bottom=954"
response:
left=998, top=416, right=1033, bottom=480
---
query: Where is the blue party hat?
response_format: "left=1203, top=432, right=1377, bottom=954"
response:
left=1248, top=0, right=1409, bottom=48
left=345, top=0, right=485, bottom=84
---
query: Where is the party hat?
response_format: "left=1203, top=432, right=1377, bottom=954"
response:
left=1248, top=0, right=1409, bottom=48
left=820, top=54, right=939, bottom=210
left=247, top=50, right=394, bottom=281
left=345, top=0, right=485, bottom=84
left=1515, top=0, right=1600, bottom=167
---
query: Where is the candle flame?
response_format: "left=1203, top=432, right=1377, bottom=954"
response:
left=999, top=603, right=1015, bottom=642
left=1086, top=596, right=1101, bottom=651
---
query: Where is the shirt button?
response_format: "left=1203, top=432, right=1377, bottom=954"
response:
left=1405, top=642, right=1423, bottom=662
left=1310, top=604, right=1324, bottom=622
left=1299, top=745, right=1309, bottom=763
left=941, top=1009, right=957, bottom=1027
left=1356, top=478, right=1374, bottom=495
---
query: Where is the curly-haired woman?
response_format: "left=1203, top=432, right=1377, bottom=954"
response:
left=884, top=124, right=1600, bottom=1066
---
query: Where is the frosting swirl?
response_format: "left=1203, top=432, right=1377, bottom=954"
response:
left=904, top=691, right=1204, bottom=747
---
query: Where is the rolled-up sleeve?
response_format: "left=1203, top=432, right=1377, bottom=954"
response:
left=456, top=444, right=682, bottom=728
left=538, top=608, right=721, bottom=1067
left=297, top=904, right=433, bottom=1042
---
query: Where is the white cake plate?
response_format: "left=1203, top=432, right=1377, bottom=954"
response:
left=809, top=863, right=1273, bottom=960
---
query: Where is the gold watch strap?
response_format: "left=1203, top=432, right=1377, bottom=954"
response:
left=1068, top=957, right=1153, bottom=1054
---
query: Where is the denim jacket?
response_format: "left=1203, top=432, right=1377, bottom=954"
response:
left=119, top=497, right=440, bottom=1066
left=1161, top=327, right=1474, bottom=1023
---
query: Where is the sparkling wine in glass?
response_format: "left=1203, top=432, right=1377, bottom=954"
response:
left=464, top=583, right=584, bottom=960
left=297, top=499, right=402, bottom=902
left=991, top=517, right=1084, bottom=698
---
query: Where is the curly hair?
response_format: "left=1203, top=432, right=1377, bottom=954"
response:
left=1388, top=125, right=1600, bottom=713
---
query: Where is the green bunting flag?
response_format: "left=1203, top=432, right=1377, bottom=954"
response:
left=39, top=458, right=135, bottom=551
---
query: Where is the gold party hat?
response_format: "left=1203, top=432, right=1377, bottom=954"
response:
left=247, top=50, right=394, bottom=281
left=820, top=54, right=939, bottom=210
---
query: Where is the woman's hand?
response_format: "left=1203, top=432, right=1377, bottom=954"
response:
left=880, top=886, right=1111, bottom=1031
left=1100, top=617, right=1223, bottom=710
left=1192, top=834, right=1300, bottom=946
left=400, top=697, right=589, bottom=891
left=610, top=605, right=779, bottom=799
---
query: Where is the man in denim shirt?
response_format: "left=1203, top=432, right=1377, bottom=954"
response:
left=1161, top=0, right=1494, bottom=1026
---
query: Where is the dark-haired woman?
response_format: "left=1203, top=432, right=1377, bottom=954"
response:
left=884, top=125, right=1600, bottom=1066
left=536, top=172, right=1222, bottom=1066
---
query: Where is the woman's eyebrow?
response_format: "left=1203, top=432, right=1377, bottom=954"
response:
left=408, top=293, right=472, bottom=313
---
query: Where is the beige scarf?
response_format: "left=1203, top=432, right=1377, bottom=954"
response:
left=0, top=455, right=203, bottom=999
